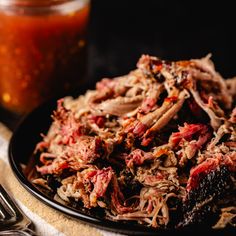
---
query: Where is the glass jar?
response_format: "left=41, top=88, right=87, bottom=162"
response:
left=0, top=0, right=90, bottom=114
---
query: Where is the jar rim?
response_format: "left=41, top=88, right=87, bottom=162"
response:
left=0, top=0, right=89, bottom=15
left=0, top=0, right=81, bottom=7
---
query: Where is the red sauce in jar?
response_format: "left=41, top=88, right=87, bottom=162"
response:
left=0, top=0, right=90, bottom=114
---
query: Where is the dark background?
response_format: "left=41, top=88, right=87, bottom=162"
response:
left=1, top=0, right=236, bottom=130
left=88, top=0, right=236, bottom=81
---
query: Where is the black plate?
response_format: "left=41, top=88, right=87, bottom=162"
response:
left=8, top=96, right=234, bottom=236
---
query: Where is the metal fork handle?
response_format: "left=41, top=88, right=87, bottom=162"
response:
left=0, top=228, right=37, bottom=236
left=0, top=229, right=32, bottom=235
left=0, top=185, right=37, bottom=235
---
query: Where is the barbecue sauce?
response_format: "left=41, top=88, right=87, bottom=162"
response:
left=0, top=0, right=90, bottom=114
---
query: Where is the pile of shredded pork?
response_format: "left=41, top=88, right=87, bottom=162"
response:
left=33, top=55, right=236, bottom=229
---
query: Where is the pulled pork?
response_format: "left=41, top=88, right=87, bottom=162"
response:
left=33, top=54, right=236, bottom=230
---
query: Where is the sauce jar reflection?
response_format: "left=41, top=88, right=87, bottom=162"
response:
left=0, top=0, right=90, bottom=114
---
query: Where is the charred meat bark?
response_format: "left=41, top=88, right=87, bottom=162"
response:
left=179, top=165, right=234, bottom=227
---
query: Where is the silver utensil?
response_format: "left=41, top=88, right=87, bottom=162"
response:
left=0, top=184, right=37, bottom=235
left=0, top=229, right=34, bottom=235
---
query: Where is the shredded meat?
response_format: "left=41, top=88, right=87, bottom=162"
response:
left=32, top=54, right=236, bottom=230
left=213, top=207, right=236, bottom=229
left=226, top=77, right=236, bottom=100
left=169, top=123, right=211, bottom=166
left=92, top=95, right=143, bottom=116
